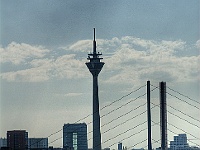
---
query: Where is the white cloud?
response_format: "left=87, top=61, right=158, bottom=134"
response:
left=196, top=39, right=200, bottom=49
left=1, top=67, right=50, bottom=82
left=53, top=54, right=87, bottom=79
left=0, top=38, right=199, bottom=84
left=0, top=42, right=49, bottom=65
left=0, top=41, right=89, bottom=82
left=100, top=37, right=197, bottom=84
left=63, top=92, right=83, bottom=97
left=30, top=58, right=52, bottom=68
left=1, top=54, right=87, bottom=82
left=64, top=40, right=92, bottom=52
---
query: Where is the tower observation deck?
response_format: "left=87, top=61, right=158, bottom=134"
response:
left=86, top=28, right=104, bottom=150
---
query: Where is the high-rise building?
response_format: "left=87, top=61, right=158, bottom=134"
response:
left=63, top=123, right=88, bottom=150
left=28, top=138, right=48, bottom=149
left=170, top=134, right=189, bottom=150
left=7, top=130, right=28, bottom=150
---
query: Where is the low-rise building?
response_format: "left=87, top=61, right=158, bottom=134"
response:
left=28, top=138, right=48, bottom=149
left=170, top=134, right=189, bottom=150
left=0, top=137, right=7, bottom=148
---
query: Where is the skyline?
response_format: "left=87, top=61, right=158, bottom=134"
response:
left=1, top=130, right=198, bottom=149
left=0, top=0, right=199, bottom=149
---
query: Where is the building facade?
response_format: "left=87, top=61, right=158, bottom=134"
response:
left=118, top=142, right=122, bottom=150
left=28, top=138, right=48, bottom=149
left=170, top=134, right=189, bottom=150
left=7, top=130, right=28, bottom=150
left=63, top=123, right=88, bottom=150
left=0, top=137, right=7, bottom=148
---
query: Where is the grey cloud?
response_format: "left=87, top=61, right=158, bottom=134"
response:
left=139, top=70, right=177, bottom=82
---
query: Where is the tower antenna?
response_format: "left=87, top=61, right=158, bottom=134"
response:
left=94, top=28, right=95, bottom=41
left=93, top=28, right=97, bottom=55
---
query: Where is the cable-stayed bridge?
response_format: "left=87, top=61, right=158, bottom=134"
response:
left=31, top=81, right=199, bottom=150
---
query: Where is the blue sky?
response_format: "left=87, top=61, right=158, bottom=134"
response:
left=0, top=0, right=199, bottom=149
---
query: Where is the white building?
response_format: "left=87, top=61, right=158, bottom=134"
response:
left=170, top=134, right=189, bottom=150
left=28, top=138, right=48, bottom=149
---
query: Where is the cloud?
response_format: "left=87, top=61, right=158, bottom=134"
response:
left=0, top=42, right=49, bottom=65
left=63, top=40, right=92, bottom=52
left=63, top=92, right=83, bottom=97
left=63, top=37, right=122, bottom=54
left=53, top=54, right=87, bottom=79
left=196, top=40, right=200, bottom=49
left=140, top=70, right=177, bottom=82
left=0, top=42, right=90, bottom=82
left=0, top=37, right=199, bottom=84
left=100, top=37, right=197, bottom=84
left=1, top=67, right=50, bottom=82
left=1, top=54, right=87, bottom=82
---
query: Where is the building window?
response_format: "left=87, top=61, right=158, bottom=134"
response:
left=73, top=133, right=78, bottom=150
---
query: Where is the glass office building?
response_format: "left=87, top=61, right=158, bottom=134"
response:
left=63, top=123, right=88, bottom=150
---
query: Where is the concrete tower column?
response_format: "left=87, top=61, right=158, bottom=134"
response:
left=160, top=82, right=168, bottom=150
left=147, top=81, right=152, bottom=150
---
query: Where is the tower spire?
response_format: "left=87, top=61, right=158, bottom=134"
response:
left=94, top=28, right=95, bottom=41
left=93, top=28, right=97, bottom=55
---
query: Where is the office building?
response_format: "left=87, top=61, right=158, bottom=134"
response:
left=63, top=123, right=88, bottom=150
left=118, top=142, right=122, bottom=150
left=28, top=138, right=48, bottom=149
left=7, top=130, right=28, bottom=150
left=170, top=134, right=189, bottom=150
left=0, top=137, right=7, bottom=148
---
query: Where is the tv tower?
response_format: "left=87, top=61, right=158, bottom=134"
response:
left=86, top=28, right=104, bottom=150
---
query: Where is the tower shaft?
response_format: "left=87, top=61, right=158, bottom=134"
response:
left=93, top=75, right=101, bottom=150
left=147, top=81, right=152, bottom=150
left=160, top=82, right=168, bottom=150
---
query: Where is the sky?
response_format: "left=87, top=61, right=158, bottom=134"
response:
left=0, top=0, right=200, bottom=149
